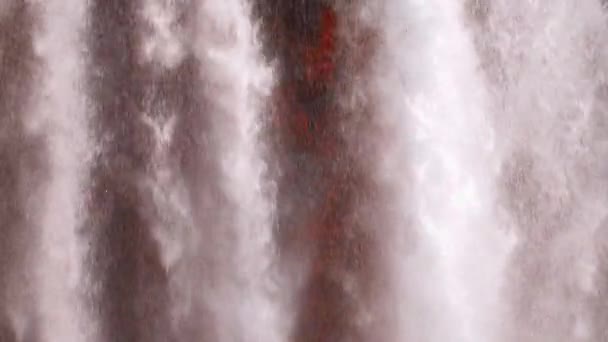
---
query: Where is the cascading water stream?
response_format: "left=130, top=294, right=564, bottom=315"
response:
left=0, top=2, right=39, bottom=340
left=193, top=1, right=285, bottom=339
left=151, top=0, right=286, bottom=340
left=469, top=1, right=608, bottom=340
left=1, top=1, right=608, bottom=341
left=370, top=1, right=513, bottom=341
left=31, top=1, right=95, bottom=341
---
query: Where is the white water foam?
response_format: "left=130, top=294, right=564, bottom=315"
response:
left=372, top=1, right=514, bottom=341
left=139, top=0, right=186, bottom=69
left=141, top=0, right=287, bottom=340
left=30, top=1, right=96, bottom=341
left=473, top=1, right=608, bottom=340
left=192, top=1, right=286, bottom=340
left=138, top=0, right=186, bottom=288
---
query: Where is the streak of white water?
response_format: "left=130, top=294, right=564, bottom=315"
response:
left=374, top=1, right=514, bottom=341
left=139, top=0, right=187, bottom=280
left=141, top=0, right=286, bottom=340
left=473, top=1, right=608, bottom=340
left=30, top=1, right=96, bottom=341
left=192, top=1, right=285, bottom=340
left=139, top=0, right=186, bottom=69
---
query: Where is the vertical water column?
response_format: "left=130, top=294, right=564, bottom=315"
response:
left=86, top=1, right=173, bottom=340
left=183, top=0, right=286, bottom=340
left=135, top=1, right=200, bottom=339
left=468, top=1, right=608, bottom=341
left=134, top=0, right=258, bottom=340
left=254, top=2, right=385, bottom=341
left=31, top=1, right=96, bottom=341
left=335, top=2, right=414, bottom=340
left=0, top=2, right=43, bottom=341
left=375, top=0, right=512, bottom=341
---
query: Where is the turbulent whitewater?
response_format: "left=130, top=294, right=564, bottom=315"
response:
left=1, top=0, right=607, bottom=341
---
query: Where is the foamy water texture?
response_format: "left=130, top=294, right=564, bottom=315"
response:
left=0, top=0, right=607, bottom=341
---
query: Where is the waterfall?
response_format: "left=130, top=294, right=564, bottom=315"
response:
left=370, top=1, right=513, bottom=341
left=151, top=0, right=286, bottom=340
left=31, top=1, right=95, bottom=341
left=470, top=1, right=608, bottom=341
left=1, top=1, right=60, bottom=340
left=192, top=1, right=285, bottom=340
left=1, top=1, right=608, bottom=341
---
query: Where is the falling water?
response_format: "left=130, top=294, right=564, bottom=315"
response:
left=2, top=1, right=608, bottom=341
left=469, top=1, right=608, bottom=341
left=31, top=1, right=94, bottom=341
left=0, top=2, right=38, bottom=340
left=157, top=0, right=286, bottom=340
left=371, top=1, right=512, bottom=341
